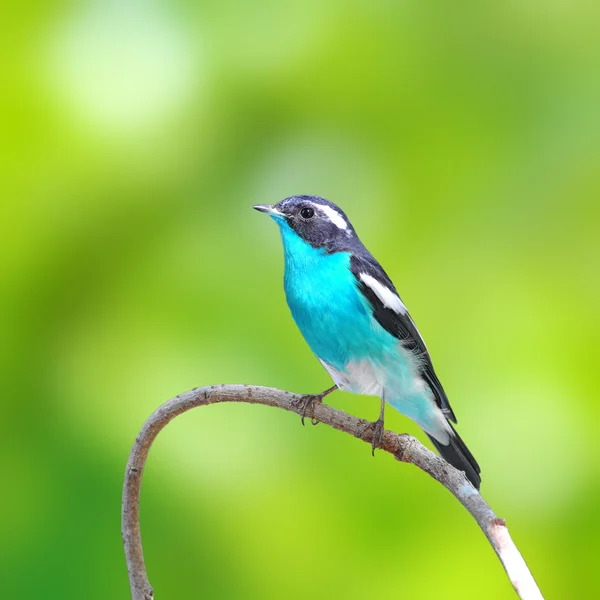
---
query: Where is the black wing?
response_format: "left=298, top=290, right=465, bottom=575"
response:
left=350, top=252, right=457, bottom=423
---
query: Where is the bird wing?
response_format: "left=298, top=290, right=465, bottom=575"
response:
left=349, top=252, right=457, bottom=423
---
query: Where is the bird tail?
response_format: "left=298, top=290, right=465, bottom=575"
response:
left=427, top=425, right=481, bottom=490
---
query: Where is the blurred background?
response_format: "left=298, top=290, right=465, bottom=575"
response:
left=1, top=1, right=599, bottom=598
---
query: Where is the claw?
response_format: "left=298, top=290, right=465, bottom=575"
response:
left=292, top=385, right=338, bottom=426
left=370, top=418, right=385, bottom=455
left=358, top=397, right=386, bottom=455
left=358, top=418, right=385, bottom=455
left=293, top=394, right=321, bottom=426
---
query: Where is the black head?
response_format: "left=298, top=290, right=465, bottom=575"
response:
left=254, top=195, right=359, bottom=252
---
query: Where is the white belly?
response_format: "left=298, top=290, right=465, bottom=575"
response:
left=319, top=358, right=384, bottom=397
left=318, top=354, right=451, bottom=442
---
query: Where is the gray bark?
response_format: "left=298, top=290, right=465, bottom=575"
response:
left=122, top=384, right=543, bottom=600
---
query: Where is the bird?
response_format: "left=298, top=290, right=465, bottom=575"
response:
left=253, top=195, right=481, bottom=489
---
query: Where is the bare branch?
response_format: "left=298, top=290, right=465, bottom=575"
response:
left=122, top=384, right=544, bottom=600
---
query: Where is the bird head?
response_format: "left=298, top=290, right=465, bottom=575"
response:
left=253, top=195, right=356, bottom=251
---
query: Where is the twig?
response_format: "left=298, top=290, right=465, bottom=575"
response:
left=122, top=384, right=544, bottom=600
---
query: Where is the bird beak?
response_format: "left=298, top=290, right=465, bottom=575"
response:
left=253, top=204, right=283, bottom=217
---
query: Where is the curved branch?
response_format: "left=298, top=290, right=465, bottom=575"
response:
left=122, top=384, right=544, bottom=600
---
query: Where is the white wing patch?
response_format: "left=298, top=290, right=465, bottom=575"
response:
left=359, top=273, right=407, bottom=315
left=319, top=204, right=349, bottom=231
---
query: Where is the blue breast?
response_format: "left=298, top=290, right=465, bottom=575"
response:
left=276, top=220, right=397, bottom=371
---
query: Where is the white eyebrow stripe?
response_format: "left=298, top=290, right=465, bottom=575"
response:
left=319, top=204, right=349, bottom=231
left=359, top=273, right=408, bottom=315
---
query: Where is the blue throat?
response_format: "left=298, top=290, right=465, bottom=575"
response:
left=274, top=218, right=397, bottom=371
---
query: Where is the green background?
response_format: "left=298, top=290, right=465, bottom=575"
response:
left=2, top=2, right=599, bottom=598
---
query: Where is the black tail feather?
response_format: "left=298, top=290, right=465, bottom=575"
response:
left=427, top=425, right=481, bottom=490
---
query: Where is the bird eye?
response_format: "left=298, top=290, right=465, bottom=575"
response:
left=300, top=207, right=314, bottom=219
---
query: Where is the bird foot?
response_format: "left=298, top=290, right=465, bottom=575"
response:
left=293, top=394, right=323, bottom=426
left=358, top=417, right=385, bottom=456
left=292, top=385, right=338, bottom=425
left=292, top=385, right=338, bottom=426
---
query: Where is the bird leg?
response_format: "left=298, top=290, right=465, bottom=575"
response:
left=358, top=397, right=386, bottom=456
left=293, top=385, right=338, bottom=426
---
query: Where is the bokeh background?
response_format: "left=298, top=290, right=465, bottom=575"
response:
left=2, top=1, right=599, bottom=598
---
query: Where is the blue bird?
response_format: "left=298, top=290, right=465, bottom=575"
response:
left=254, top=195, right=481, bottom=489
